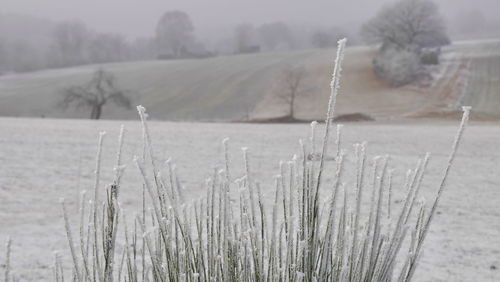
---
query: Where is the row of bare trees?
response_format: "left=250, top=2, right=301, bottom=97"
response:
left=0, top=13, right=193, bottom=73
left=232, top=22, right=347, bottom=54
left=49, top=11, right=208, bottom=66
left=155, top=12, right=350, bottom=58
left=1, top=11, right=354, bottom=74
left=48, top=22, right=135, bottom=68
left=0, top=19, right=153, bottom=73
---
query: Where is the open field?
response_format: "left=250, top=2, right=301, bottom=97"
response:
left=0, top=40, right=499, bottom=121
left=459, top=41, right=500, bottom=118
left=0, top=117, right=499, bottom=281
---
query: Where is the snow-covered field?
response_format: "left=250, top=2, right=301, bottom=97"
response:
left=0, top=117, right=499, bottom=281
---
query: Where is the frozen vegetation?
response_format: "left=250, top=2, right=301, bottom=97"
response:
left=3, top=115, right=500, bottom=281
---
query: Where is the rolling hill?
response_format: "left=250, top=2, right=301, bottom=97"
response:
left=0, top=40, right=499, bottom=121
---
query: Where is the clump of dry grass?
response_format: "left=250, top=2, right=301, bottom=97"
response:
left=4, top=39, right=470, bottom=282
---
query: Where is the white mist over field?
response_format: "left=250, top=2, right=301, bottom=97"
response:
left=1, top=0, right=499, bottom=38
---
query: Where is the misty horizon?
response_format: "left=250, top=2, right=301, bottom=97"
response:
left=1, top=0, right=499, bottom=40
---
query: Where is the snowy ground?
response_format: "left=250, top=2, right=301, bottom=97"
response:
left=0, top=117, right=499, bottom=281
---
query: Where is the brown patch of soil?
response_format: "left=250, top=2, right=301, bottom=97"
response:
left=410, top=109, right=500, bottom=121
left=243, top=115, right=310, bottom=123
left=333, top=113, right=375, bottom=122
left=240, top=112, right=375, bottom=123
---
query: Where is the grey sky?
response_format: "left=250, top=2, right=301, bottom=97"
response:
left=1, top=0, right=498, bottom=38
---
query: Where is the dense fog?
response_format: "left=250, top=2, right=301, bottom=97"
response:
left=1, top=0, right=499, bottom=73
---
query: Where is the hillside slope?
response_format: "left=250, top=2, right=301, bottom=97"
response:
left=0, top=40, right=499, bottom=121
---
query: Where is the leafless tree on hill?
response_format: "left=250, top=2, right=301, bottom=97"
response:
left=59, top=69, right=132, bottom=119
left=276, top=66, right=305, bottom=120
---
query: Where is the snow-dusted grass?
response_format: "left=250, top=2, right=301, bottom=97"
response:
left=2, top=117, right=500, bottom=281
left=3, top=39, right=472, bottom=282
left=50, top=110, right=471, bottom=281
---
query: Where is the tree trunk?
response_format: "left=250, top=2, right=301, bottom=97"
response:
left=95, top=105, right=103, bottom=120
left=90, top=106, right=97, bottom=119
left=290, top=92, right=295, bottom=120
left=90, top=104, right=103, bottom=119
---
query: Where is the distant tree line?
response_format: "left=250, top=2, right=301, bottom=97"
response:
left=0, top=19, right=157, bottom=74
left=232, top=22, right=347, bottom=54
left=47, top=21, right=133, bottom=68
left=0, top=11, right=355, bottom=75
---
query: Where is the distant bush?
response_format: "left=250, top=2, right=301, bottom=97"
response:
left=420, top=49, right=440, bottom=65
left=362, top=0, right=449, bottom=86
left=373, top=48, right=423, bottom=87
left=238, top=45, right=261, bottom=54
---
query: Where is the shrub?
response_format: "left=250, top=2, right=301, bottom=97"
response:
left=373, top=48, right=423, bottom=87
left=420, top=49, right=440, bottom=65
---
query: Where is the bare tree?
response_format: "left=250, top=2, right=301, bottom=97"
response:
left=60, top=69, right=132, bottom=119
left=276, top=66, right=305, bottom=120
left=156, top=11, right=194, bottom=58
left=361, top=0, right=449, bottom=51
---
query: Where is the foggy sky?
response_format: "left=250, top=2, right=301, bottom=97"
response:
left=1, top=0, right=499, bottom=38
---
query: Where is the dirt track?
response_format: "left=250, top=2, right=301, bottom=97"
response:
left=460, top=41, right=500, bottom=118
